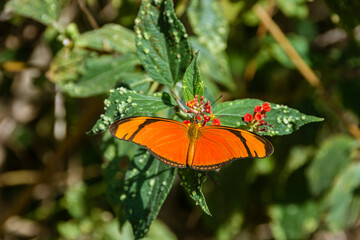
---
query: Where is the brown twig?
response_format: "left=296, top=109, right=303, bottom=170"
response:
left=244, top=0, right=275, bottom=82
left=0, top=164, right=101, bottom=187
left=77, top=0, right=99, bottom=29
left=252, top=4, right=360, bottom=140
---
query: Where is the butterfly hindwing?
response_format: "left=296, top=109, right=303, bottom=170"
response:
left=109, top=117, right=189, bottom=168
left=191, top=126, right=273, bottom=170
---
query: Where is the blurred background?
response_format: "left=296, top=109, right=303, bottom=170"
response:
left=1, top=0, right=360, bottom=239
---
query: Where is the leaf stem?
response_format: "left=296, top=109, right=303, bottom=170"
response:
left=148, top=82, right=159, bottom=95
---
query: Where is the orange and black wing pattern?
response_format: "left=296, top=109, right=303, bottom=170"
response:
left=109, top=117, right=189, bottom=168
left=190, top=126, right=273, bottom=170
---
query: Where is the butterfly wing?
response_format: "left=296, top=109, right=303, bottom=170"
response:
left=109, top=117, right=189, bottom=168
left=191, top=126, right=273, bottom=170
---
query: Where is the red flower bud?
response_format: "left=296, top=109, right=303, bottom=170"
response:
left=244, top=113, right=253, bottom=122
left=254, top=105, right=262, bottom=113
left=255, top=113, right=263, bottom=121
left=262, top=102, right=271, bottom=112
left=212, top=118, right=221, bottom=126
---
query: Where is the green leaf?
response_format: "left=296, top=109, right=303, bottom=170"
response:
left=202, top=75, right=221, bottom=103
left=178, top=169, right=211, bottom=216
left=190, top=37, right=235, bottom=89
left=134, top=0, right=191, bottom=86
left=47, top=47, right=90, bottom=84
left=76, top=24, right=136, bottom=54
left=283, top=146, right=314, bottom=176
left=122, top=150, right=176, bottom=239
left=89, top=89, right=175, bottom=135
left=255, top=34, right=310, bottom=69
left=144, top=219, right=177, bottom=240
left=324, top=162, right=360, bottom=231
left=212, top=99, right=323, bottom=136
left=275, top=0, right=308, bottom=19
left=5, top=0, right=61, bottom=26
left=121, top=72, right=152, bottom=95
left=62, top=182, right=87, bottom=219
left=187, top=0, right=229, bottom=52
left=269, top=201, right=320, bottom=240
left=120, top=220, right=177, bottom=240
left=182, top=52, right=204, bottom=101
left=57, top=53, right=140, bottom=97
left=306, top=135, right=357, bottom=196
left=102, top=132, right=139, bottom=206
left=0, top=49, right=20, bottom=63
left=57, top=221, right=82, bottom=239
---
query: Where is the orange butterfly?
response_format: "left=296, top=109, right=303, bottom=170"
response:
left=109, top=116, right=273, bottom=171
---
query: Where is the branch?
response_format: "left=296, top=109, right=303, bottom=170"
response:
left=77, top=0, right=99, bottom=29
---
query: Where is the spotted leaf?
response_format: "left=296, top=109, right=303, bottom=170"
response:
left=213, top=99, right=323, bottom=136
left=88, top=88, right=175, bottom=135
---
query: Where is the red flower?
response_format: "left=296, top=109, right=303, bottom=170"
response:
left=262, top=102, right=271, bottom=112
left=254, top=105, right=262, bottom=113
left=212, top=118, right=221, bottom=126
left=244, top=113, right=253, bottom=122
left=183, top=120, right=191, bottom=125
left=255, top=113, right=263, bottom=121
left=203, top=115, right=210, bottom=122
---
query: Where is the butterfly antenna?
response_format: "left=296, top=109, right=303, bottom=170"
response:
left=211, top=95, right=223, bottom=106
left=170, top=89, right=187, bottom=112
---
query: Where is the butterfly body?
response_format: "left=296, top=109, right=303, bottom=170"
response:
left=109, top=116, right=273, bottom=171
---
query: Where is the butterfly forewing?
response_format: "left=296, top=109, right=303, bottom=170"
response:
left=109, top=117, right=189, bottom=168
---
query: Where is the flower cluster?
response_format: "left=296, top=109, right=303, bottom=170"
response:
left=183, top=95, right=221, bottom=126
left=242, top=102, right=272, bottom=132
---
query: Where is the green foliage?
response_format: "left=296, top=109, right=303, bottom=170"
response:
left=120, top=220, right=177, bottom=240
left=89, top=88, right=174, bottom=135
left=121, top=150, right=176, bottom=239
left=276, top=0, right=308, bottom=19
left=306, top=135, right=358, bottom=196
left=182, top=52, right=204, bottom=101
left=190, top=38, right=234, bottom=89
left=269, top=202, right=320, bottom=240
left=4, top=0, right=360, bottom=239
left=5, top=0, right=62, bottom=26
left=187, top=0, right=229, bottom=52
left=324, top=162, right=360, bottom=231
left=178, top=169, right=211, bottom=216
left=187, top=0, right=233, bottom=90
left=134, top=0, right=191, bottom=86
left=62, top=183, right=87, bottom=219
left=58, top=53, right=140, bottom=97
left=76, top=24, right=136, bottom=53
left=47, top=22, right=144, bottom=97
left=213, top=99, right=323, bottom=136
left=58, top=182, right=122, bottom=240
